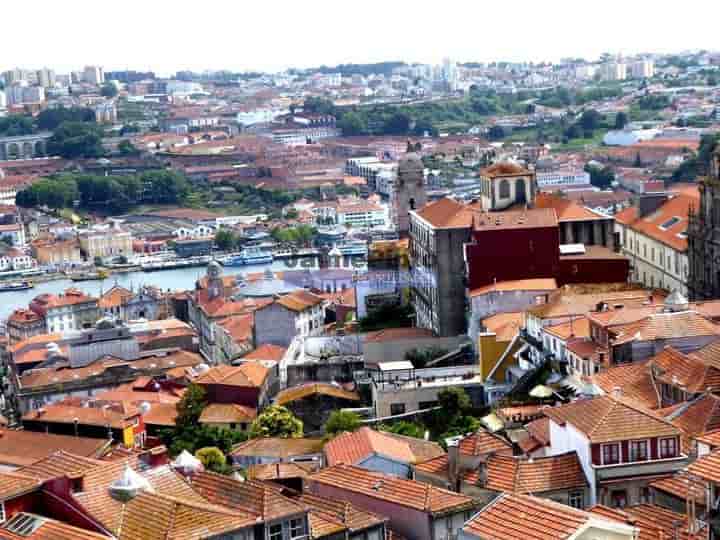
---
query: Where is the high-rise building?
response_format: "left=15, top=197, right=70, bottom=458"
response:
left=2, top=69, right=29, bottom=85
left=600, top=62, right=627, bottom=81
left=630, top=60, right=655, bottom=79
left=83, top=65, right=105, bottom=85
left=0, top=90, right=6, bottom=110
left=36, top=68, right=56, bottom=88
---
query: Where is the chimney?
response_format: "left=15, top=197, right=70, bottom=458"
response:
left=447, top=440, right=460, bottom=492
left=638, top=193, right=669, bottom=218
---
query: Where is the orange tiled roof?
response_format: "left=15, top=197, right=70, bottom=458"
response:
left=484, top=452, right=588, bottom=494
left=364, top=327, right=434, bottom=343
left=463, top=493, right=605, bottom=540
left=535, top=192, right=608, bottom=222
left=98, top=285, right=133, bottom=310
left=275, top=289, right=325, bottom=312
left=480, top=162, right=530, bottom=178
left=591, top=503, right=709, bottom=540
left=650, top=472, right=706, bottom=507
left=276, top=383, right=360, bottom=406
left=22, top=404, right=137, bottom=430
left=653, top=347, right=720, bottom=394
left=614, top=191, right=698, bottom=251
left=324, top=427, right=417, bottom=466
left=412, top=198, right=474, bottom=229
left=0, top=470, right=42, bottom=501
left=194, top=363, right=269, bottom=388
left=469, top=278, right=557, bottom=297
left=611, top=311, right=720, bottom=345
left=309, top=464, right=476, bottom=515
left=544, top=395, right=679, bottom=443
left=295, top=491, right=386, bottom=536
left=230, top=437, right=324, bottom=459
left=0, top=429, right=108, bottom=468
left=481, top=312, right=524, bottom=342
left=458, top=429, right=513, bottom=457
left=0, top=514, right=111, bottom=539
left=246, top=462, right=317, bottom=481
left=243, top=344, right=287, bottom=362
left=590, top=361, right=659, bottom=410
left=199, top=403, right=257, bottom=424
left=544, top=317, right=590, bottom=341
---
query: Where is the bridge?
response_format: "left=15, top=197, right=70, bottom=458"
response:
left=0, top=133, right=52, bottom=161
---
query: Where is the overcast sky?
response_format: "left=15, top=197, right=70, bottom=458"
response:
left=5, top=0, right=719, bottom=75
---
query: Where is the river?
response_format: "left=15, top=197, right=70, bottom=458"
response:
left=0, top=257, right=333, bottom=322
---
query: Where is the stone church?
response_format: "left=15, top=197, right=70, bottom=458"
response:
left=687, top=148, right=720, bottom=300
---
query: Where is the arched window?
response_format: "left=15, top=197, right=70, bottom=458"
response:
left=499, top=180, right=510, bottom=198
left=515, top=179, right=527, bottom=204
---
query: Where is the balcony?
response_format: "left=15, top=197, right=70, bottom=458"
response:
left=594, top=455, right=689, bottom=483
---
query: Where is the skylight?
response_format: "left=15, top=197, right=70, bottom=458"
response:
left=659, top=216, right=681, bottom=230
left=3, top=513, right=45, bottom=537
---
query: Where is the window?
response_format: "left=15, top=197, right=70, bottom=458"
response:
left=630, top=440, right=649, bottom=462
left=660, top=217, right=681, bottom=230
left=639, top=486, right=651, bottom=504
left=290, top=518, right=304, bottom=539
left=499, top=180, right=510, bottom=198
left=269, top=523, right=283, bottom=540
left=390, top=403, right=406, bottom=416
left=0, top=502, right=5, bottom=524
left=568, top=491, right=584, bottom=509
left=602, top=443, right=620, bottom=465
left=659, top=437, right=678, bottom=458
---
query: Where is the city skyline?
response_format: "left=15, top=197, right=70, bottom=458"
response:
left=4, top=0, right=720, bottom=74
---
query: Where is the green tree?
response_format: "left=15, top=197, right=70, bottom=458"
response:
left=101, top=84, right=119, bottom=98
left=249, top=405, right=303, bottom=438
left=48, top=121, right=104, bottom=158
left=0, top=115, right=35, bottom=136
left=337, top=112, right=368, bottom=136
left=380, top=421, right=426, bottom=439
left=37, top=107, right=95, bottom=131
left=195, top=447, right=229, bottom=474
left=614, top=112, right=628, bottom=130
left=324, top=410, right=361, bottom=436
left=579, top=109, right=602, bottom=131
left=487, top=125, right=505, bottom=140
left=585, top=164, right=615, bottom=189
left=383, top=112, right=411, bottom=135
left=118, top=139, right=139, bottom=156
left=215, top=229, right=236, bottom=251
left=438, top=387, right=471, bottom=418
left=175, top=384, right=207, bottom=431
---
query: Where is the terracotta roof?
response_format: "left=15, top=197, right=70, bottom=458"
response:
left=469, top=278, right=557, bottom=297
left=614, top=191, right=698, bottom=251
left=650, top=472, right=706, bottom=507
left=654, top=348, right=720, bottom=395
left=464, top=493, right=625, bottom=540
left=610, top=311, right=720, bottom=344
left=591, top=504, right=709, bottom=540
left=0, top=429, right=109, bottom=467
left=695, top=428, right=720, bottom=449
left=217, top=314, right=253, bottom=344
left=589, top=361, right=658, bottom=410
left=140, top=402, right=178, bottom=427
left=190, top=471, right=306, bottom=521
left=309, top=465, right=476, bottom=515
left=0, top=470, right=42, bottom=501
left=527, top=289, right=654, bottom=320
left=17, top=451, right=103, bottom=481
left=274, top=289, right=325, bottom=312
left=199, top=403, right=257, bottom=424
left=22, top=404, right=138, bottom=430
left=276, top=383, right=360, bottom=406
left=544, top=317, right=591, bottom=341
left=243, top=343, right=287, bottom=362
left=194, top=363, right=269, bottom=387
left=535, top=192, right=608, bottom=222
left=364, top=327, right=434, bottom=343
left=246, top=461, right=318, bottom=481
left=543, top=395, right=680, bottom=443
left=412, top=198, right=474, bottom=229
left=295, top=492, right=386, bottom=537
left=324, top=427, right=443, bottom=467
left=687, top=448, right=720, bottom=483
left=480, top=162, right=531, bottom=178
left=98, top=285, right=133, bottom=310
left=525, top=417, right=551, bottom=446
left=0, top=513, right=111, bottom=540
left=481, top=312, right=524, bottom=342
left=458, top=429, right=513, bottom=457
left=483, top=452, right=588, bottom=494
left=230, top=437, right=324, bottom=458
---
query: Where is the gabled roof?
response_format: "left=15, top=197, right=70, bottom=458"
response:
left=0, top=429, right=109, bottom=468
left=469, top=278, right=557, bottom=298
left=190, top=471, right=305, bottom=521
left=590, top=503, right=708, bottom=540
left=295, top=492, right=386, bottom=536
left=230, top=437, right=324, bottom=458
left=193, top=363, right=269, bottom=387
left=274, top=289, right=325, bottom=312
left=0, top=470, right=42, bottom=501
left=309, top=464, right=476, bottom=515
left=687, top=448, right=720, bottom=483
left=535, top=192, right=608, bottom=222
left=457, top=428, right=513, bottom=457
left=543, top=395, right=679, bottom=444
left=276, top=383, right=360, bottom=406
left=463, top=493, right=632, bottom=540
left=649, top=472, right=706, bottom=507
left=481, top=312, right=524, bottom=342
left=243, top=344, right=287, bottom=362
left=610, top=311, right=720, bottom=344
left=0, top=513, right=111, bottom=540
left=589, top=361, right=659, bottom=410
left=483, top=452, right=588, bottom=494
left=199, top=403, right=257, bottom=424
left=411, top=198, right=474, bottom=229
left=323, top=427, right=443, bottom=467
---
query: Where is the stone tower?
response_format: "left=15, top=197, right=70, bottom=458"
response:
left=687, top=148, right=720, bottom=300
left=394, top=153, right=427, bottom=236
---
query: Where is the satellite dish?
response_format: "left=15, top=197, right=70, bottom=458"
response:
left=138, top=402, right=151, bottom=415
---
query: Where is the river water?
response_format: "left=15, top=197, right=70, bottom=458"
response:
left=0, top=257, right=332, bottom=322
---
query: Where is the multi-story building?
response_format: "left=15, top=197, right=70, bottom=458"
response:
left=253, top=290, right=326, bottom=348
left=394, top=154, right=427, bottom=236
left=35, top=68, right=55, bottom=88
left=478, top=162, right=536, bottom=210
left=544, top=394, right=687, bottom=507
left=616, top=190, right=695, bottom=294
left=29, top=288, right=99, bottom=333
left=536, top=168, right=591, bottom=189
left=600, top=62, right=627, bottom=81
left=409, top=198, right=473, bottom=337
left=6, top=309, right=45, bottom=344
left=629, top=60, right=655, bottom=79
left=78, top=224, right=133, bottom=261
left=31, top=237, right=82, bottom=267
left=83, top=65, right=104, bottom=85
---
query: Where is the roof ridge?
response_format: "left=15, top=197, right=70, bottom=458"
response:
left=586, top=397, right=619, bottom=437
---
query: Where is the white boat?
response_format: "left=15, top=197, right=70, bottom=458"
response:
left=224, top=247, right=274, bottom=266
left=335, top=240, right=368, bottom=257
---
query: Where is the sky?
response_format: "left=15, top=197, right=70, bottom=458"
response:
left=4, top=0, right=720, bottom=75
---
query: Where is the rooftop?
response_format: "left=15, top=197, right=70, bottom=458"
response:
left=473, top=208, right=558, bottom=231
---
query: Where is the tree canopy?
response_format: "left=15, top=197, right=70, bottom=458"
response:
left=47, top=122, right=104, bottom=159
left=324, top=410, right=361, bottom=436
left=249, top=405, right=303, bottom=438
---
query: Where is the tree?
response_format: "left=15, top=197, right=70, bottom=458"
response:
left=118, top=139, right=139, bottom=156
left=175, top=384, right=207, bottom=431
left=195, top=447, right=229, bottom=474
left=579, top=109, right=602, bottom=131
left=380, top=421, right=426, bottom=439
left=337, top=112, right=368, bottom=136
left=383, top=112, right=411, bottom=135
left=249, top=405, right=303, bottom=438
left=614, top=112, right=628, bottom=130
left=215, top=229, right=236, bottom=251
left=48, top=121, right=104, bottom=159
left=438, top=387, right=471, bottom=419
left=37, top=107, right=95, bottom=131
left=324, top=410, right=361, bottom=436
left=585, top=164, right=615, bottom=189
left=101, top=84, right=118, bottom=98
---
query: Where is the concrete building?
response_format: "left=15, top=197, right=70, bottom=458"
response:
left=629, top=60, right=655, bottom=79
left=83, top=65, right=104, bottom=85
left=409, top=198, right=473, bottom=336
left=78, top=224, right=133, bottom=261
left=29, top=288, right=100, bottom=333
left=600, top=62, right=627, bottom=81
left=253, top=290, right=326, bottom=348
